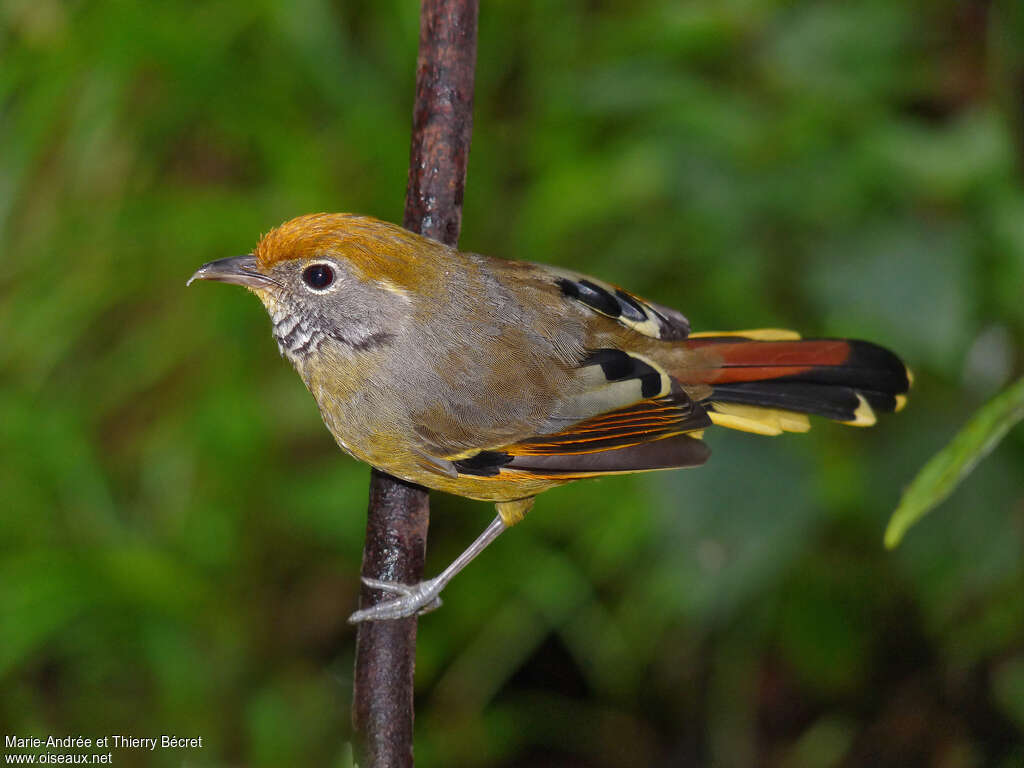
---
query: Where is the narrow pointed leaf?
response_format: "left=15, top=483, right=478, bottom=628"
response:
left=885, top=376, right=1024, bottom=549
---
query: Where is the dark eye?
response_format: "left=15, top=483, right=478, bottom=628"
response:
left=302, top=263, right=335, bottom=290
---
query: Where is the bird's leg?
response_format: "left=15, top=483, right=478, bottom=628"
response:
left=347, top=498, right=534, bottom=623
left=348, top=515, right=506, bottom=623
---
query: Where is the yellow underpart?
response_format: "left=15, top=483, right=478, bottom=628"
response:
left=894, top=394, right=908, bottom=412
left=709, top=402, right=811, bottom=436
left=688, top=328, right=802, bottom=341
left=496, top=497, right=535, bottom=526
left=840, top=394, right=877, bottom=427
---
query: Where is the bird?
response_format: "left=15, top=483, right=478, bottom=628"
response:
left=189, top=213, right=911, bottom=622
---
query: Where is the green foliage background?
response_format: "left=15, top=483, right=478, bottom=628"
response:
left=3, top=0, right=1024, bottom=765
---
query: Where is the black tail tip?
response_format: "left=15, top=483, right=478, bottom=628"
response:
left=844, top=339, right=912, bottom=395
left=708, top=338, right=911, bottom=425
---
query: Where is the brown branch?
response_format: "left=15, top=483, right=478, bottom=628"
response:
left=351, top=2, right=478, bottom=766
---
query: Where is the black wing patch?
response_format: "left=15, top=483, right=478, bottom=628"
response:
left=557, top=278, right=621, bottom=316
left=583, top=349, right=663, bottom=399
left=554, top=275, right=690, bottom=340
left=451, top=450, right=514, bottom=477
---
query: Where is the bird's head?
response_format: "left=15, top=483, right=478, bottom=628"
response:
left=189, top=213, right=446, bottom=363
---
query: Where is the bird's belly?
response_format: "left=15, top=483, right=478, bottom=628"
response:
left=308, top=385, right=566, bottom=502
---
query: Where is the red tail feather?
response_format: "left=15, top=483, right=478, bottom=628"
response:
left=685, top=339, right=852, bottom=384
left=679, top=336, right=910, bottom=425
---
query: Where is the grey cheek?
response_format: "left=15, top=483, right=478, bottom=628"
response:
left=336, top=329, right=396, bottom=351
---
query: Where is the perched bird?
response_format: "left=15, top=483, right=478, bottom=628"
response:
left=189, top=213, right=911, bottom=622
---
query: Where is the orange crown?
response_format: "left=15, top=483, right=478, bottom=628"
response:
left=254, top=213, right=449, bottom=292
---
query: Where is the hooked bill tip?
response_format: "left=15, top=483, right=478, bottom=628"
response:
left=186, top=254, right=270, bottom=290
left=187, top=263, right=218, bottom=287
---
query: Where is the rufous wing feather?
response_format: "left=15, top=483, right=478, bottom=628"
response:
left=453, top=392, right=711, bottom=478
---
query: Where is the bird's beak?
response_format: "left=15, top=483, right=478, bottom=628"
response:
left=187, top=254, right=275, bottom=289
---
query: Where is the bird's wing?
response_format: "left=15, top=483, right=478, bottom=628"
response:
left=540, top=265, right=691, bottom=341
left=451, top=389, right=710, bottom=479
left=407, top=258, right=708, bottom=479
left=445, top=341, right=713, bottom=479
left=412, top=347, right=713, bottom=480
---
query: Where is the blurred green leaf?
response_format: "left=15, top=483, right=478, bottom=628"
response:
left=886, top=376, right=1024, bottom=548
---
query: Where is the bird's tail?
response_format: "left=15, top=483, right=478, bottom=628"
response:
left=681, top=330, right=911, bottom=436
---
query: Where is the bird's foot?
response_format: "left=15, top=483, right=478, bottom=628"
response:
left=347, top=576, right=445, bottom=623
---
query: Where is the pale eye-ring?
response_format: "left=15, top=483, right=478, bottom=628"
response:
left=302, top=263, right=335, bottom=291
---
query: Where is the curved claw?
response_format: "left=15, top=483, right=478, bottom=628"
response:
left=359, top=577, right=415, bottom=596
left=348, top=576, right=445, bottom=623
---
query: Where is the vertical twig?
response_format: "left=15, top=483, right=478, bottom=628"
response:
left=352, top=2, right=478, bottom=766
left=403, top=0, right=479, bottom=246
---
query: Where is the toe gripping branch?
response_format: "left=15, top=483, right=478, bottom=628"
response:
left=349, top=499, right=534, bottom=623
